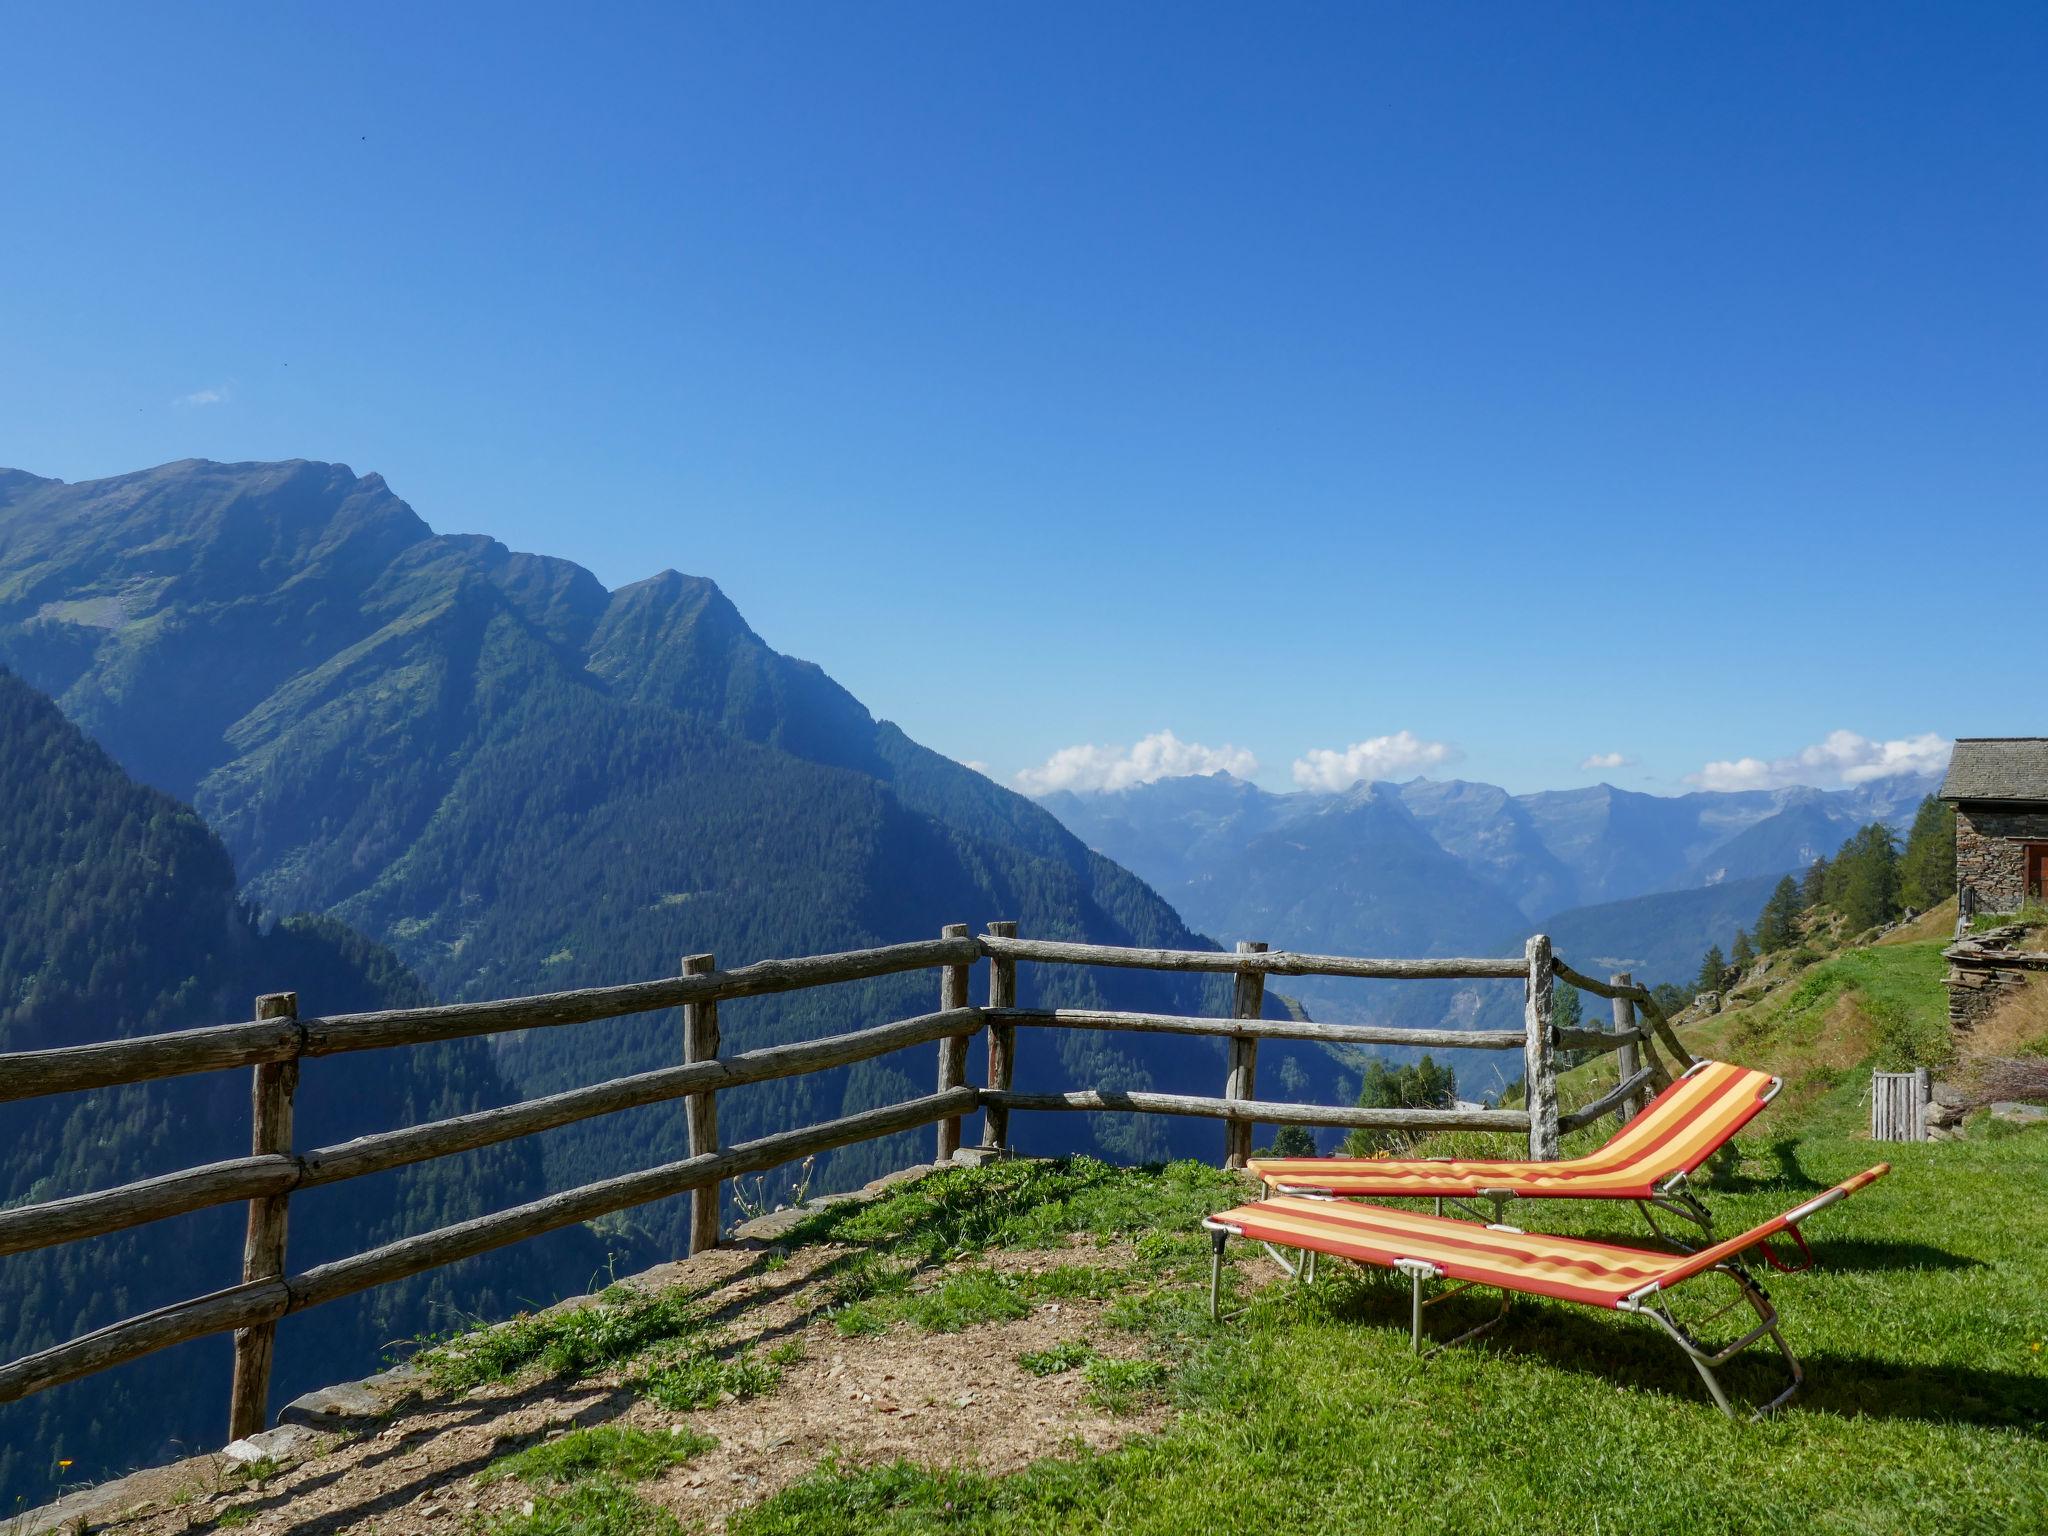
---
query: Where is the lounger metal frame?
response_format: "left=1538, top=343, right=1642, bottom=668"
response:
left=1202, top=1174, right=1864, bottom=1421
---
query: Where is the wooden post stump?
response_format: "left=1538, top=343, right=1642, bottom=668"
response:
left=935, top=924, right=971, bottom=1160
left=682, top=954, right=720, bottom=1255
left=228, top=992, right=298, bottom=1441
left=980, top=921, right=1019, bottom=1151
left=1223, top=942, right=1268, bottom=1168
left=1523, top=936, right=1559, bottom=1159
left=1610, top=971, right=1645, bottom=1122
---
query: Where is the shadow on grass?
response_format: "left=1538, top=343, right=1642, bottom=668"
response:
left=1710, top=1138, right=1829, bottom=1196
left=1307, top=1277, right=2041, bottom=1436
left=1798, top=1236, right=1986, bottom=1274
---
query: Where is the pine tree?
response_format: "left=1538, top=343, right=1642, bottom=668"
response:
left=1261, top=1124, right=1317, bottom=1158
left=1343, top=1054, right=1457, bottom=1155
left=1756, top=875, right=1803, bottom=952
left=1730, top=929, right=1756, bottom=969
left=1838, top=823, right=1902, bottom=931
left=1695, top=944, right=1727, bottom=995
left=1897, top=795, right=1956, bottom=911
left=1800, top=856, right=1829, bottom=908
left=1553, top=984, right=1583, bottom=1032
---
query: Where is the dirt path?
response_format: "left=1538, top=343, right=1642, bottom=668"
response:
left=81, top=1238, right=1171, bottom=1536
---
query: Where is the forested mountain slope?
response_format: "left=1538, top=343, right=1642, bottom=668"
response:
left=0, top=460, right=1290, bottom=1244
left=0, top=667, right=585, bottom=1509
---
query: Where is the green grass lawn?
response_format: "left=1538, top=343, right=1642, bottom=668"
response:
left=725, top=1134, right=2046, bottom=1536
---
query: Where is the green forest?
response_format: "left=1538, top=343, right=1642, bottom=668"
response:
left=0, top=668, right=597, bottom=1508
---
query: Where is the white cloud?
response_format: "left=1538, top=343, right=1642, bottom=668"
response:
left=1579, top=751, right=1635, bottom=772
left=1688, top=730, right=1952, bottom=792
left=962, top=759, right=992, bottom=777
left=1291, top=731, right=1458, bottom=792
left=1013, top=730, right=1258, bottom=796
left=174, top=385, right=231, bottom=407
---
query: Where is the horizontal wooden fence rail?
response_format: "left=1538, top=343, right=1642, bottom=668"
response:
left=0, top=923, right=1704, bottom=1440
left=979, top=1089, right=1533, bottom=1133
left=990, top=1007, right=1527, bottom=1052
left=977, top=934, right=1530, bottom=979
left=0, top=1007, right=982, bottom=1260
left=0, top=936, right=980, bottom=1104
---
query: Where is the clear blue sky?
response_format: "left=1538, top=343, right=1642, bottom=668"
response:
left=3, top=4, right=2041, bottom=795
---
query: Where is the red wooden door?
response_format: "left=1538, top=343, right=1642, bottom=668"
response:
left=2027, top=843, right=2048, bottom=901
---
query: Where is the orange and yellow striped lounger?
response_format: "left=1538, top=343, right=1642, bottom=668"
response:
left=1248, top=1058, right=1780, bottom=1240
left=1203, top=1164, right=1888, bottom=1418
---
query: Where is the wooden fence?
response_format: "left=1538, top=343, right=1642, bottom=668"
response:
left=1870, top=1068, right=1931, bottom=1142
left=0, top=926, right=1694, bottom=1441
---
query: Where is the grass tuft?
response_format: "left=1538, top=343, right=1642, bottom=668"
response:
left=482, top=1426, right=713, bottom=1488
left=1017, top=1340, right=1096, bottom=1376
left=415, top=1289, right=706, bottom=1392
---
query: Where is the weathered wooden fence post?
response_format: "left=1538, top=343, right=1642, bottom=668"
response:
left=1523, top=936, right=1560, bottom=1159
left=935, top=924, right=972, bottom=1161
left=980, top=921, right=1019, bottom=1151
left=1610, top=970, right=1645, bottom=1122
left=228, top=991, right=298, bottom=1441
left=682, top=953, right=720, bottom=1255
left=1223, top=941, right=1268, bottom=1168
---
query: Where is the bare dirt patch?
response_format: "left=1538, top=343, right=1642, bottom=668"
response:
left=90, top=1241, right=1168, bottom=1536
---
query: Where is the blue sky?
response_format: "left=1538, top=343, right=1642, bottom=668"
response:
left=2, top=5, right=2041, bottom=795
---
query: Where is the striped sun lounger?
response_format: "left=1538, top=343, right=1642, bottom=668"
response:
left=1202, top=1164, right=1889, bottom=1418
left=1248, top=1058, right=1781, bottom=1240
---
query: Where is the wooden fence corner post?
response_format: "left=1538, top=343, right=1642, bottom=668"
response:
left=681, top=954, right=720, bottom=1256
left=1523, top=936, right=1560, bottom=1160
left=1223, top=942, right=1268, bottom=1169
left=980, top=922, right=1019, bottom=1152
left=228, top=991, right=299, bottom=1442
left=935, top=925, right=972, bottom=1161
left=1610, top=971, right=1644, bottom=1122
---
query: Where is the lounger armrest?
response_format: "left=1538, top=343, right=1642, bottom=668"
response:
left=1635, top=1164, right=1891, bottom=1296
left=1781, top=1163, right=1889, bottom=1226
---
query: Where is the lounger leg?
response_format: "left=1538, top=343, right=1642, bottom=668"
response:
left=1209, top=1226, right=1228, bottom=1321
left=1623, top=1267, right=1803, bottom=1420
left=1393, top=1258, right=1439, bottom=1353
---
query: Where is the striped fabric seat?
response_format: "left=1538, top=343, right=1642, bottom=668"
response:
left=1202, top=1165, right=1890, bottom=1416
left=1209, top=1180, right=1886, bottom=1307
left=1248, top=1059, right=1778, bottom=1201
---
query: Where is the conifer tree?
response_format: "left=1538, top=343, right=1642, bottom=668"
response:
left=1837, top=823, right=1902, bottom=931
left=1343, top=1054, right=1457, bottom=1155
left=1897, top=795, right=1956, bottom=911
left=1262, top=1124, right=1317, bottom=1158
left=1695, top=944, right=1727, bottom=995
left=1801, top=856, right=1830, bottom=908
left=1730, top=929, right=1756, bottom=969
left=1756, top=875, right=1803, bottom=951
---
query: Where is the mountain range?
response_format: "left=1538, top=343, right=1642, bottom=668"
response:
left=0, top=458, right=1328, bottom=1257
left=1041, top=768, right=1938, bottom=1019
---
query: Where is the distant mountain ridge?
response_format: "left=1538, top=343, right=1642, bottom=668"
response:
left=1043, top=766, right=1939, bottom=1007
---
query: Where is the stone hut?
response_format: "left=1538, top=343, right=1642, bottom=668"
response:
left=1939, top=738, right=2048, bottom=917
